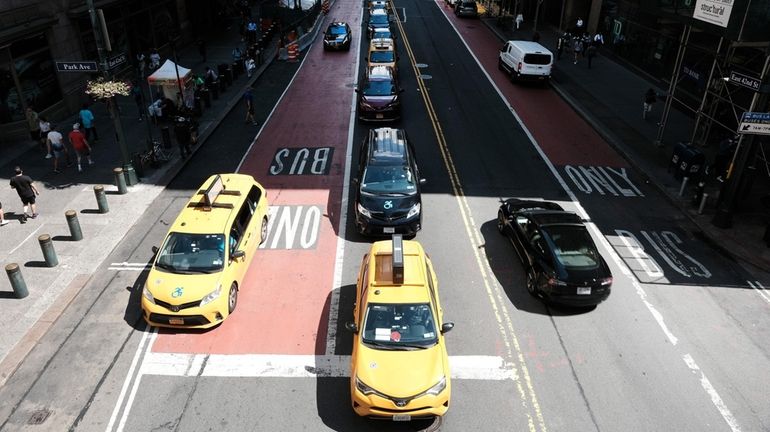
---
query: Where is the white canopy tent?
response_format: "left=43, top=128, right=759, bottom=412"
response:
left=146, top=59, right=193, bottom=101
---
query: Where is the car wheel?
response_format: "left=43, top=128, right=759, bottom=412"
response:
left=498, top=58, right=504, bottom=71
left=260, top=217, right=268, bottom=245
left=497, top=210, right=506, bottom=234
left=228, top=283, right=238, bottom=314
left=526, top=271, right=538, bottom=297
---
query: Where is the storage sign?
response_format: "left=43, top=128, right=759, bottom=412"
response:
left=692, top=0, right=734, bottom=28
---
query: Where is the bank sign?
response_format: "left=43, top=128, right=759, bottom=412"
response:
left=693, top=0, right=734, bottom=27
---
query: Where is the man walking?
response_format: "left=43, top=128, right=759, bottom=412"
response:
left=69, top=123, right=94, bottom=172
left=244, top=88, right=257, bottom=125
left=0, top=202, right=10, bottom=226
left=10, top=166, right=40, bottom=223
left=25, top=107, right=41, bottom=150
left=46, top=124, right=68, bottom=173
left=586, top=44, right=597, bottom=69
left=643, top=88, right=657, bottom=120
left=79, top=104, right=98, bottom=143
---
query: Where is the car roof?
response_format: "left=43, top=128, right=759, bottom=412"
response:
left=527, top=211, right=583, bottom=227
left=368, top=128, right=408, bottom=163
left=170, top=174, right=256, bottom=235
left=370, top=39, right=394, bottom=50
left=370, top=8, right=388, bottom=15
left=365, top=240, right=431, bottom=304
left=505, top=40, right=552, bottom=54
left=366, top=65, right=395, bottom=79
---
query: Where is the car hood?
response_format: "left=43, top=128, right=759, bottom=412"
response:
left=355, top=344, right=446, bottom=397
left=359, top=192, right=418, bottom=217
left=146, top=268, right=222, bottom=303
left=360, top=94, right=397, bottom=108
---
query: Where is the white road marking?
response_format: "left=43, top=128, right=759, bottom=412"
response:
left=682, top=354, right=741, bottom=432
left=140, top=353, right=515, bottom=380
left=108, top=262, right=151, bottom=271
left=105, top=327, right=152, bottom=432
left=115, top=329, right=158, bottom=432
left=8, top=225, right=43, bottom=255
left=747, top=280, right=770, bottom=304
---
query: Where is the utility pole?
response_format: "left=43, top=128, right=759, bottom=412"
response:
left=86, top=0, right=138, bottom=185
left=712, top=48, right=770, bottom=228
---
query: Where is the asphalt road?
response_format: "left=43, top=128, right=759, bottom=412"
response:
left=1, top=0, right=769, bottom=431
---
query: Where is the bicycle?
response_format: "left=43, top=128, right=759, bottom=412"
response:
left=137, top=140, right=172, bottom=168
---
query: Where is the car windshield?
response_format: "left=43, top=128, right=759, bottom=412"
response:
left=370, top=51, right=394, bottom=62
left=362, top=164, right=415, bottom=192
left=369, top=15, right=389, bottom=25
left=362, top=79, right=396, bottom=96
left=544, top=226, right=600, bottom=269
left=155, top=233, right=226, bottom=273
left=362, top=303, right=437, bottom=348
left=374, top=30, right=393, bottom=38
left=329, top=26, right=347, bottom=35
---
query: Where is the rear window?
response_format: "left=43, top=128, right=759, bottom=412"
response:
left=523, top=53, right=551, bottom=65
left=461, top=1, right=476, bottom=6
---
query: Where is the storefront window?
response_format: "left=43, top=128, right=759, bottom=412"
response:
left=0, top=60, right=20, bottom=123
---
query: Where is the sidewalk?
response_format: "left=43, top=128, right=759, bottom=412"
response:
left=480, top=18, right=770, bottom=274
left=0, top=8, right=283, bottom=384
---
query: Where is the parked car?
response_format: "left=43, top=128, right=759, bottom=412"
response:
left=367, top=38, right=398, bottom=74
left=354, top=127, right=425, bottom=236
left=496, top=199, right=612, bottom=307
left=355, top=66, right=403, bottom=122
left=367, top=9, right=391, bottom=38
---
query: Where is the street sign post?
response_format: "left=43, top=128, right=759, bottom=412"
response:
left=738, top=112, right=770, bottom=135
left=729, top=71, right=761, bottom=91
left=55, top=61, right=98, bottom=72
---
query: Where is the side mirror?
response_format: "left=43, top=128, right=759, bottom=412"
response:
left=419, top=178, right=427, bottom=185
left=231, top=250, right=245, bottom=259
left=441, top=322, right=454, bottom=334
left=399, top=88, right=405, bottom=93
left=151, top=246, right=158, bottom=254
left=345, top=322, right=359, bottom=333
left=352, top=178, right=360, bottom=184
left=354, top=88, right=359, bottom=93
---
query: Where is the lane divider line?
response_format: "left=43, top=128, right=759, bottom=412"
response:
left=438, top=6, right=741, bottom=432
left=104, top=327, right=152, bottom=432
left=114, top=328, right=158, bottom=432
left=396, top=4, right=544, bottom=432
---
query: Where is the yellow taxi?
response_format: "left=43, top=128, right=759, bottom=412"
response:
left=367, top=38, right=398, bottom=74
left=346, top=235, right=454, bottom=420
left=141, top=174, right=269, bottom=329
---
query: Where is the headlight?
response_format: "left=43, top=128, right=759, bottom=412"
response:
left=357, top=203, right=372, bottom=218
left=355, top=376, right=378, bottom=395
left=423, top=376, right=446, bottom=396
left=199, top=283, right=222, bottom=306
left=406, top=203, right=421, bottom=218
left=142, top=285, right=155, bottom=304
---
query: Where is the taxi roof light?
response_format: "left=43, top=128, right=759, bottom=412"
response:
left=188, top=174, right=241, bottom=210
left=392, top=234, right=404, bottom=284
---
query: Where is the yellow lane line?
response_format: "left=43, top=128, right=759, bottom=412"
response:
left=390, top=3, right=546, bottom=431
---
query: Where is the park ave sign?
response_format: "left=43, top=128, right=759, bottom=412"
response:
left=56, top=61, right=98, bottom=72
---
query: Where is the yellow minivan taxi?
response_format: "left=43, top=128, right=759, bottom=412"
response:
left=141, top=174, right=269, bottom=329
left=346, top=235, right=454, bottom=420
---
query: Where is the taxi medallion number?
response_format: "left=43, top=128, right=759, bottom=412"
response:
left=383, top=227, right=395, bottom=234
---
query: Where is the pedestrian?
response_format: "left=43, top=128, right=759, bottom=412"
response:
left=575, top=17, right=584, bottom=33
left=244, top=88, right=257, bottom=125
left=136, top=52, right=147, bottom=77
left=573, top=37, right=583, bottom=64
left=68, top=123, right=94, bottom=172
left=197, top=38, right=207, bottom=62
left=39, top=116, right=52, bottom=158
left=174, top=116, right=192, bottom=158
left=149, top=48, right=161, bottom=70
left=0, top=202, right=9, bottom=226
left=247, top=19, right=258, bottom=44
left=204, top=66, right=218, bottom=87
left=245, top=57, right=256, bottom=77
left=586, top=44, right=596, bottom=68
left=556, top=34, right=565, bottom=60
left=79, top=103, right=98, bottom=143
left=46, top=124, right=68, bottom=173
left=10, top=166, right=40, bottom=223
left=515, top=13, right=523, bottom=30
left=232, top=46, right=243, bottom=64
left=131, top=82, right=144, bottom=121
left=25, top=107, right=41, bottom=150
left=643, top=88, right=657, bottom=120
left=593, top=32, right=604, bottom=47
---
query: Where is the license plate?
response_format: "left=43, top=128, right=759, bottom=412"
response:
left=383, top=227, right=395, bottom=234
left=577, top=287, right=591, bottom=295
left=376, top=113, right=384, bottom=119
left=393, top=414, right=411, bottom=421
left=168, top=318, right=184, bottom=325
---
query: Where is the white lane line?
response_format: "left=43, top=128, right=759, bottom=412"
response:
left=747, top=280, right=770, bottom=304
left=140, top=353, right=515, bottom=380
left=108, top=263, right=151, bottom=271
left=105, top=327, right=152, bottom=432
left=115, top=328, right=158, bottom=432
left=326, top=4, right=364, bottom=357
left=8, top=224, right=43, bottom=255
left=682, top=354, right=741, bottom=432
left=441, top=8, right=738, bottom=432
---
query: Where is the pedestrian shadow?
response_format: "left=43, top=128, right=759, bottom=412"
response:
left=24, top=261, right=50, bottom=268
left=52, top=235, right=77, bottom=241
left=80, top=209, right=104, bottom=214
left=0, top=291, right=19, bottom=299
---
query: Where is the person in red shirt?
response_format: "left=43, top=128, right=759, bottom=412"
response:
left=68, top=123, right=94, bottom=172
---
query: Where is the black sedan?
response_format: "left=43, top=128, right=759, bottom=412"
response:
left=497, top=199, right=612, bottom=307
left=323, top=22, right=352, bottom=51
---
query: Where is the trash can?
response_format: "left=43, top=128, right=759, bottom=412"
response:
left=210, top=82, right=219, bottom=100
left=671, top=142, right=705, bottom=181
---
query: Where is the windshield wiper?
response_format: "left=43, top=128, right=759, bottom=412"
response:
left=394, top=343, right=430, bottom=350
left=364, top=340, right=398, bottom=350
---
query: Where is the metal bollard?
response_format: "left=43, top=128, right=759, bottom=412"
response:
left=678, top=176, right=689, bottom=197
left=210, top=83, right=219, bottom=100
left=94, top=185, right=109, bottom=213
left=65, top=210, right=83, bottom=241
left=219, top=77, right=227, bottom=92
left=698, top=193, right=709, bottom=215
left=5, top=264, right=28, bottom=299
left=38, top=234, right=58, bottom=267
left=114, top=167, right=127, bottom=194
left=202, top=89, right=211, bottom=108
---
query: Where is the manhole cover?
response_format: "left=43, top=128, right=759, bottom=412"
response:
left=416, top=63, right=428, bottom=68
left=419, top=74, right=433, bottom=80
left=28, top=409, right=51, bottom=425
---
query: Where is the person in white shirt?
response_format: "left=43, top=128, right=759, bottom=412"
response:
left=46, top=125, right=68, bottom=173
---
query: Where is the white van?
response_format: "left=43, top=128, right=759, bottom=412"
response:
left=498, top=40, right=553, bottom=84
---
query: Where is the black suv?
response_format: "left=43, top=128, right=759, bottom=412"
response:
left=354, top=128, right=426, bottom=236
left=323, top=22, right=352, bottom=51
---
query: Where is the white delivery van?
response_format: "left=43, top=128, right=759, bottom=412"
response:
left=498, top=40, right=553, bottom=84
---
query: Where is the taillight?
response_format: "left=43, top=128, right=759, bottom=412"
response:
left=547, top=277, right=566, bottom=287
left=600, top=277, right=613, bottom=286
